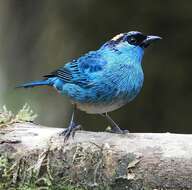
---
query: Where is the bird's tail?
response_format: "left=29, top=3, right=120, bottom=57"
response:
left=16, top=80, right=50, bottom=88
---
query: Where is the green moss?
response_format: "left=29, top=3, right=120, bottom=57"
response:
left=0, top=154, right=86, bottom=190
left=0, top=155, right=12, bottom=190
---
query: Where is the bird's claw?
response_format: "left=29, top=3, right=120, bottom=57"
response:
left=59, top=122, right=81, bottom=142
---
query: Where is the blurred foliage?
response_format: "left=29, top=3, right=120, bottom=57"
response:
left=0, top=104, right=37, bottom=128
left=0, top=105, right=13, bottom=126
left=0, top=0, right=192, bottom=133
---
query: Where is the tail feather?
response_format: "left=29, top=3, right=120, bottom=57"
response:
left=16, top=80, right=50, bottom=88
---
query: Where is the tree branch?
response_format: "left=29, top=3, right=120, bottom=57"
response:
left=0, top=122, right=192, bottom=189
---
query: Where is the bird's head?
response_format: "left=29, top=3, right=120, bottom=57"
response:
left=102, top=31, right=161, bottom=54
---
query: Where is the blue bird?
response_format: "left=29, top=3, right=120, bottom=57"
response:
left=17, top=31, right=161, bottom=141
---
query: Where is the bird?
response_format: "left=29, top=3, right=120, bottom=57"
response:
left=17, top=31, right=161, bottom=141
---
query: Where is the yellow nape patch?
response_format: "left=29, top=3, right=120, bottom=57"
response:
left=111, top=33, right=124, bottom=41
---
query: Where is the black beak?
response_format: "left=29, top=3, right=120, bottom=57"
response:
left=141, top=35, right=162, bottom=48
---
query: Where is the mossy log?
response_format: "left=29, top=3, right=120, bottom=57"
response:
left=0, top=123, right=192, bottom=190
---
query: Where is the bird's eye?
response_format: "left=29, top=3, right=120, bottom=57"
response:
left=128, top=36, right=137, bottom=45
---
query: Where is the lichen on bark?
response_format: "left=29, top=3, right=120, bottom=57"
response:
left=0, top=139, right=141, bottom=190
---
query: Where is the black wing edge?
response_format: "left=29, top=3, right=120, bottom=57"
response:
left=43, top=68, right=72, bottom=82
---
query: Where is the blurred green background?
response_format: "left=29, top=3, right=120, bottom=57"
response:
left=0, top=0, right=191, bottom=133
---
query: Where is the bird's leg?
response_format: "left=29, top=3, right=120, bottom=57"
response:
left=101, top=113, right=129, bottom=134
left=60, top=105, right=81, bottom=142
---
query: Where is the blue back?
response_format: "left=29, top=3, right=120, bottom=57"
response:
left=50, top=35, right=144, bottom=104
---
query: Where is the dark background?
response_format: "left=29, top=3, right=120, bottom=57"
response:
left=0, top=0, right=191, bottom=133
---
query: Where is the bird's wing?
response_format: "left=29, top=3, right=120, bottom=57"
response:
left=44, top=51, right=107, bottom=88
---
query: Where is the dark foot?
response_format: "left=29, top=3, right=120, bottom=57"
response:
left=105, top=126, right=129, bottom=134
left=101, top=113, right=129, bottom=134
left=59, top=122, right=81, bottom=142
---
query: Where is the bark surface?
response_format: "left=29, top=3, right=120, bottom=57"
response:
left=0, top=123, right=192, bottom=190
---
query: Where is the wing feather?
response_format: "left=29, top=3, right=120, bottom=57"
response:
left=44, top=51, right=107, bottom=88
